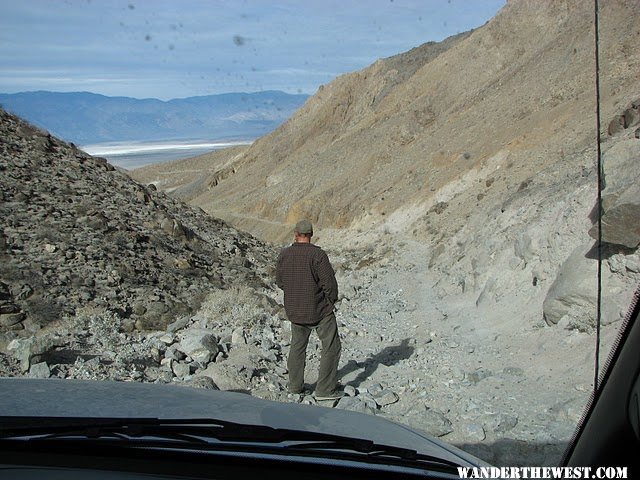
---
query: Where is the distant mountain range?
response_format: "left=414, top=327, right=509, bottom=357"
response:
left=0, top=90, right=309, bottom=145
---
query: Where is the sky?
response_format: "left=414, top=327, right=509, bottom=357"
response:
left=0, top=0, right=506, bottom=100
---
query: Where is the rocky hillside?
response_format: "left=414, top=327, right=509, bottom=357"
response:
left=0, top=106, right=277, bottom=355
left=133, top=0, right=639, bottom=242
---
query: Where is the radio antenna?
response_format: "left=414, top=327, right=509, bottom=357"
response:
left=593, top=0, right=603, bottom=393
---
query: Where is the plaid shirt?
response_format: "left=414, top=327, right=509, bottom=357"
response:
left=276, top=242, right=338, bottom=325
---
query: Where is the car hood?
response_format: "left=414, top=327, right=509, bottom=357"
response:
left=0, top=377, right=485, bottom=467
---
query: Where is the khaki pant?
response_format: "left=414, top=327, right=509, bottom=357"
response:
left=287, top=313, right=341, bottom=396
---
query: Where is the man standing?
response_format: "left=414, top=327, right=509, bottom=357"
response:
left=276, top=220, right=342, bottom=400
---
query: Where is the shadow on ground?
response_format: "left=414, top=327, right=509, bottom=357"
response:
left=338, top=338, right=414, bottom=388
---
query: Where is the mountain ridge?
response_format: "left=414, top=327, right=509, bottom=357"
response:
left=134, top=0, right=639, bottom=244
left=0, top=90, right=309, bottom=145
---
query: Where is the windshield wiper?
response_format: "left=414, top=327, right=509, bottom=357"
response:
left=0, top=416, right=463, bottom=471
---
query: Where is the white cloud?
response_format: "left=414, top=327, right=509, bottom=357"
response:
left=0, top=0, right=506, bottom=98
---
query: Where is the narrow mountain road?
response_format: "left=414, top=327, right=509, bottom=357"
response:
left=268, top=234, right=602, bottom=465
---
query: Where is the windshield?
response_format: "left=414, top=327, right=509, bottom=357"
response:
left=0, top=0, right=639, bottom=471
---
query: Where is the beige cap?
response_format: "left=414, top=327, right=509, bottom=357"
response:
left=294, top=219, right=313, bottom=234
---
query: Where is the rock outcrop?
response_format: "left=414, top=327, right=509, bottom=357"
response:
left=542, top=244, right=597, bottom=329
left=588, top=135, right=640, bottom=249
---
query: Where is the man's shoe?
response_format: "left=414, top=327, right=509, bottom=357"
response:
left=288, top=385, right=310, bottom=395
left=315, top=391, right=344, bottom=401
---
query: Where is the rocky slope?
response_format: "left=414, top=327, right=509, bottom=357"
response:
left=0, top=106, right=278, bottom=364
left=130, top=145, right=250, bottom=203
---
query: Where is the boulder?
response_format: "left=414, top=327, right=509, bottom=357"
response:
left=198, top=363, right=248, bottom=391
left=589, top=139, right=640, bottom=248
left=336, top=396, right=376, bottom=415
left=489, top=413, right=519, bottom=434
left=176, top=328, right=219, bottom=364
left=28, top=361, right=51, bottom=379
left=172, top=361, right=191, bottom=379
left=624, top=106, right=640, bottom=130
left=593, top=188, right=640, bottom=249
left=543, top=244, right=597, bottom=328
left=608, top=102, right=640, bottom=136
left=344, top=385, right=357, bottom=397
left=167, top=316, right=190, bottom=333
left=188, top=376, right=219, bottom=390
left=420, top=407, right=453, bottom=437
left=373, top=390, right=399, bottom=407
left=366, top=383, right=384, bottom=396
left=231, top=327, right=247, bottom=345
left=0, top=312, right=25, bottom=327
left=607, top=115, right=625, bottom=136
left=626, top=255, right=640, bottom=273
left=164, top=346, right=186, bottom=361
left=195, top=345, right=261, bottom=391
left=7, top=335, right=64, bottom=372
left=358, top=392, right=379, bottom=411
